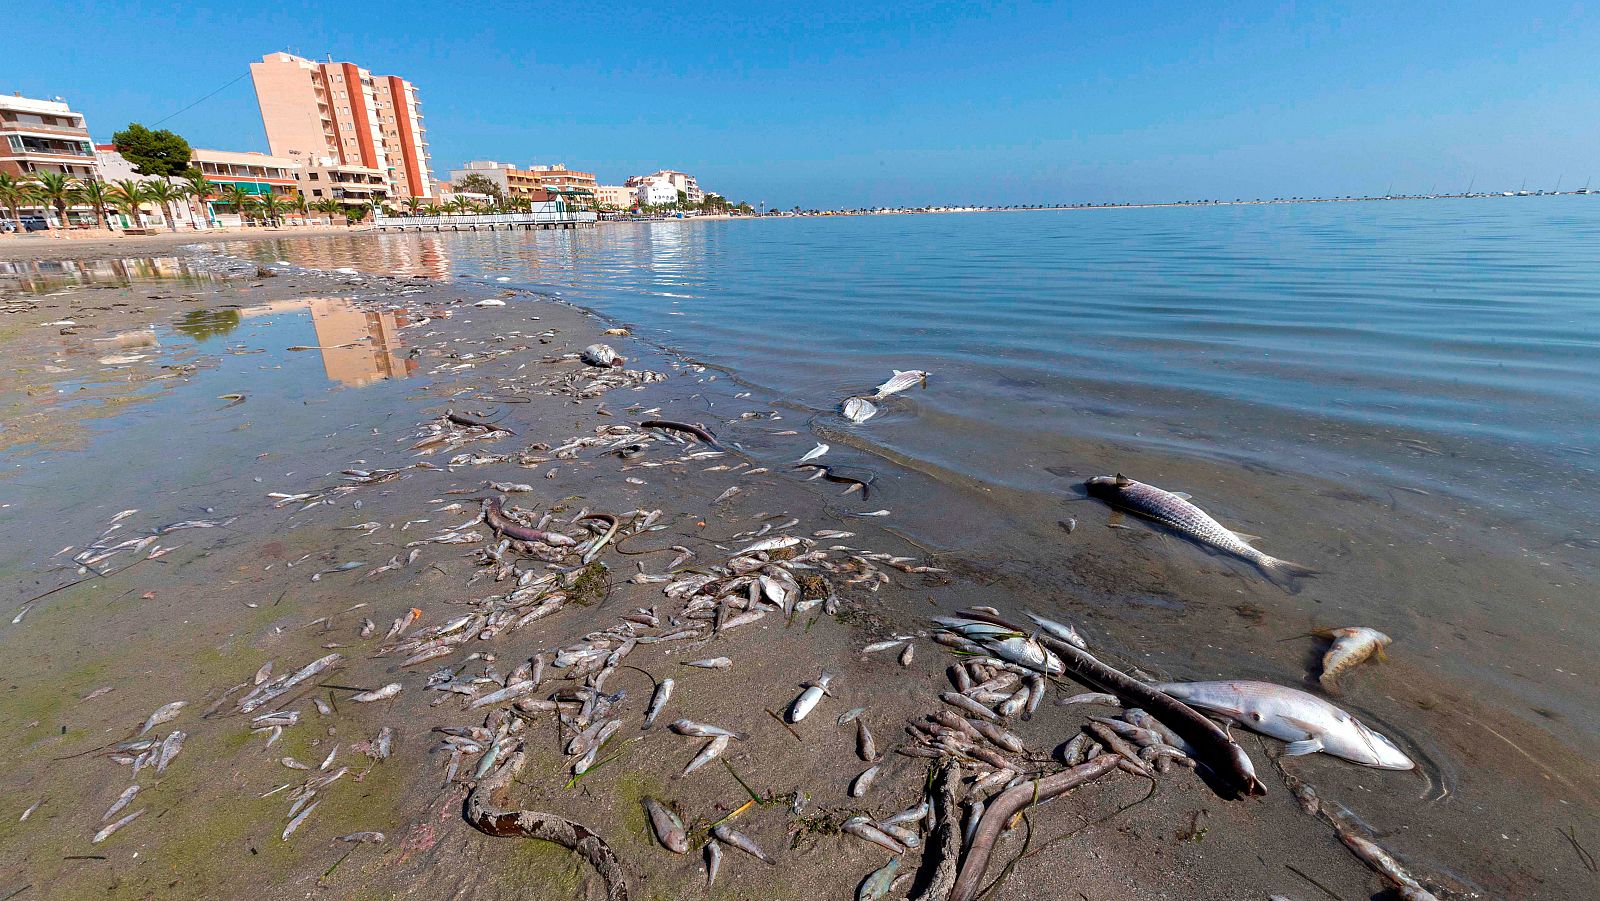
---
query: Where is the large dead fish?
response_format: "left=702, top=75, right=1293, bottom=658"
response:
left=841, top=397, right=878, bottom=423
left=870, top=369, right=928, bottom=400
left=1152, top=680, right=1414, bottom=769
left=1084, top=474, right=1314, bottom=583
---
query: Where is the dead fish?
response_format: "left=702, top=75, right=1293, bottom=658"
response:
left=870, top=369, right=928, bottom=400
left=643, top=679, right=674, bottom=729
left=468, top=680, right=536, bottom=710
left=1026, top=611, right=1088, bottom=650
left=138, top=701, right=186, bottom=735
left=849, top=764, right=881, bottom=797
left=841, top=396, right=878, bottom=423
left=1084, top=475, right=1315, bottom=583
left=1153, top=680, right=1414, bottom=769
left=838, top=707, right=867, bottom=726
left=842, top=816, right=906, bottom=854
left=862, top=638, right=909, bottom=654
left=787, top=670, right=835, bottom=723
left=580, top=344, right=626, bottom=367
left=713, top=486, right=742, bottom=505
left=858, top=857, right=901, bottom=901
left=670, top=720, right=748, bottom=740
left=1336, top=825, right=1440, bottom=900
left=282, top=800, right=320, bottom=840
left=350, top=683, right=403, bottom=703
left=1317, top=626, right=1392, bottom=691
left=797, top=443, right=830, bottom=463
left=641, top=798, right=688, bottom=852
left=857, top=719, right=877, bottom=761
left=711, top=823, right=774, bottom=864
left=736, top=535, right=800, bottom=556
left=683, top=657, right=732, bottom=670
left=155, top=731, right=186, bottom=773
left=704, top=840, right=723, bottom=886
left=338, top=831, right=386, bottom=843
left=103, top=785, right=140, bottom=821
left=92, top=808, right=146, bottom=843
left=358, top=618, right=375, bottom=638
left=683, top=735, right=731, bottom=775
left=899, top=645, right=914, bottom=667
left=20, top=799, right=45, bottom=822
left=311, top=561, right=367, bottom=581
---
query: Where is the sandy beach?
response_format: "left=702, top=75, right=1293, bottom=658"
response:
left=0, top=235, right=1583, bottom=901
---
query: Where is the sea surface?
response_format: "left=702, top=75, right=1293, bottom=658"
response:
left=219, top=201, right=1600, bottom=772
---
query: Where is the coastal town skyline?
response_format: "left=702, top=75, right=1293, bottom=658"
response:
left=4, top=2, right=1596, bottom=209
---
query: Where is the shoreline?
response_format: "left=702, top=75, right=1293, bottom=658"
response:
left=0, top=238, right=1586, bottom=900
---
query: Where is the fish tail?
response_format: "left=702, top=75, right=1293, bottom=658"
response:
left=1259, top=556, right=1317, bottom=589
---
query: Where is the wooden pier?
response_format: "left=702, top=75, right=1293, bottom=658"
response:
left=373, top=211, right=598, bottom=232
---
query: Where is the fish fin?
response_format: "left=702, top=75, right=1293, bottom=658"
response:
left=1171, top=492, right=1193, bottom=501
left=1230, top=530, right=1262, bottom=544
left=1283, top=738, right=1323, bottom=757
left=1259, top=557, right=1318, bottom=590
left=1374, top=646, right=1388, bottom=662
left=1114, top=473, right=1131, bottom=487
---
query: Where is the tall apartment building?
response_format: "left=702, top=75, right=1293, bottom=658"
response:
left=1, top=93, right=98, bottom=180
left=250, top=52, right=431, bottom=200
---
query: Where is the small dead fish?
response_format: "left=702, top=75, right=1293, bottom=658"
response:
left=20, top=799, right=45, bottom=822
left=155, top=731, right=186, bottom=773
left=899, top=644, right=914, bottom=667
left=350, top=683, right=402, bottom=703
left=1317, top=626, right=1392, bottom=691
left=711, top=823, right=774, bottom=864
left=338, top=831, right=385, bottom=843
left=683, top=657, right=732, bottom=670
left=670, top=720, right=747, bottom=740
left=841, top=396, right=878, bottom=423
left=842, top=816, right=905, bottom=854
left=467, top=680, right=537, bottom=710
left=138, top=701, right=186, bottom=735
left=643, top=798, right=689, bottom=853
left=683, top=734, right=731, bottom=775
left=92, top=808, right=146, bottom=843
left=940, top=691, right=998, bottom=721
left=311, top=561, right=367, bottom=581
left=103, top=785, right=140, bottom=821
left=358, top=618, right=376, bottom=638
left=797, top=443, right=830, bottom=463
left=849, top=764, right=880, bottom=797
left=857, top=719, right=877, bottom=761
left=704, top=840, right=723, bottom=886
left=859, top=857, right=901, bottom=901
left=787, top=670, right=835, bottom=723
left=712, top=486, right=742, bottom=505
left=1026, top=611, right=1088, bottom=650
left=643, top=679, right=674, bottom=729
left=837, top=707, right=867, bottom=726
left=870, top=369, right=928, bottom=400
left=282, top=800, right=320, bottom=840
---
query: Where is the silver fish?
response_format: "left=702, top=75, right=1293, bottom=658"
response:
left=787, top=670, right=835, bottom=723
left=155, top=730, right=186, bottom=773
left=1153, top=680, right=1414, bottom=769
left=837, top=706, right=867, bottom=726
left=842, top=816, right=905, bottom=854
left=1084, top=475, right=1315, bottom=581
left=712, top=823, right=774, bottom=864
left=350, top=683, right=402, bottom=702
left=797, top=443, right=830, bottom=463
left=138, top=701, right=185, bottom=735
left=92, top=808, right=145, bottom=843
left=683, top=657, right=732, bottom=669
left=849, top=764, right=880, bottom=797
left=643, top=797, right=689, bottom=853
left=103, top=785, right=140, bottom=821
left=338, top=831, right=385, bottom=843
left=282, top=800, right=319, bottom=840
left=1025, top=612, right=1088, bottom=650
left=467, top=680, right=536, bottom=710
left=704, top=840, right=722, bottom=885
left=670, top=720, right=747, bottom=740
left=643, top=679, right=674, bottom=729
left=683, top=734, right=730, bottom=775
left=841, top=396, right=878, bottom=423
left=857, top=719, right=877, bottom=761
left=870, top=369, right=928, bottom=399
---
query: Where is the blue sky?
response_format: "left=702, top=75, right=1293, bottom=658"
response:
left=5, top=2, right=1597, bottom=207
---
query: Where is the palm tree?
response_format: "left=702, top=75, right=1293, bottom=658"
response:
left=108, top=180, right=149, bottom=229
left=345, top=202, right=371, bottom=226
left=219, top=185, right=256, bottom=226
left=77, top=179, right=113, bottom=230
left=444, top=196, right=472, bottom=216
left=312, top=198, right=343, bottom=224
left=181, top=170, right=217, bottom=228
left=0, top=172, right=37, bottom=232
left=256, top=191, right=287, bottom=227
left=144, top=180, right=184, bottom=232
left=403, top=196, right=424, bottom=216
left=289, top=192, right=309, bottom=222
left=32, top=171, right=81, bottom=230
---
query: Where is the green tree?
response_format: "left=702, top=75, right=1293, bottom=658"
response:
left=144, top=180, right=184, bottom=232
left=219, top=185, right=256, bottom=225
left=403, top=196, right=424, bottom=215
left=32, top=172, right=80, bottom=230
left=444, top=195, right=473, bottom=215
left=0, top=172, right=37, bottom=231
left=107, top=179, right=149, bottom=229
left=111, top=123, right=193, bottom=177
left=345, top=202, right=371, bottom=226
left=180, top=169, right=216, bottom=227
left=77, top=179, right=113, bottom=230
left=312, top=198, right=344, bottom=222
left=453, top=173, right=503, bottom=204
left=257, top=191, right=287, bottom=226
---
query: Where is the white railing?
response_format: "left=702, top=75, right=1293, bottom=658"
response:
left=373, top=210, right=598, bottom=228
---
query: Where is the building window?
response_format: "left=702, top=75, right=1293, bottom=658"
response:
left=312, top=189, right=323, bottom=197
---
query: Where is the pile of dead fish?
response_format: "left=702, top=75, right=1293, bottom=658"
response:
left=85, top=700, right=188, bottom=845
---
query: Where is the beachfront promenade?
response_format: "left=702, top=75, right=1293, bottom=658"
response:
left=372, top=210, right=598, bottom=232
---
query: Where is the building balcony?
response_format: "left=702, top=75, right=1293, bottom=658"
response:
left=0, top=120, right=91, bottom=139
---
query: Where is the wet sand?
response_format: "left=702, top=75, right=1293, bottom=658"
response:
left=0, top=242, right=1592, bottom=901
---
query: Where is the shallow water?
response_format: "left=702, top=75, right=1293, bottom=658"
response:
left=216, top=204, right=1600, bottom=864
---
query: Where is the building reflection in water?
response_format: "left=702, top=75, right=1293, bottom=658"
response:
left=219, top=233, right=453, bottom=279
left=0, top=257, right=221, bottom=292
left=239, top=297, right=417, bottom=386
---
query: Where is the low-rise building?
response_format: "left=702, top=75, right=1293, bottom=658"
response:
left=95, top=145, right=303, bottom=227
left=626, top=169, right=703, bottom=204
left=1, top=93, right=98, bottom=181
left=596, top=185, right=636, bottom=210
left=634, top=176, right=678, bottom=207
left=299, top=155, right=390, bottom=211
left=448, top=160, right=596, bottom=206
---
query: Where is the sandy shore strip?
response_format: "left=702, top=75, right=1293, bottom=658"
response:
left=0, top=244, right=1543, bottom=901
